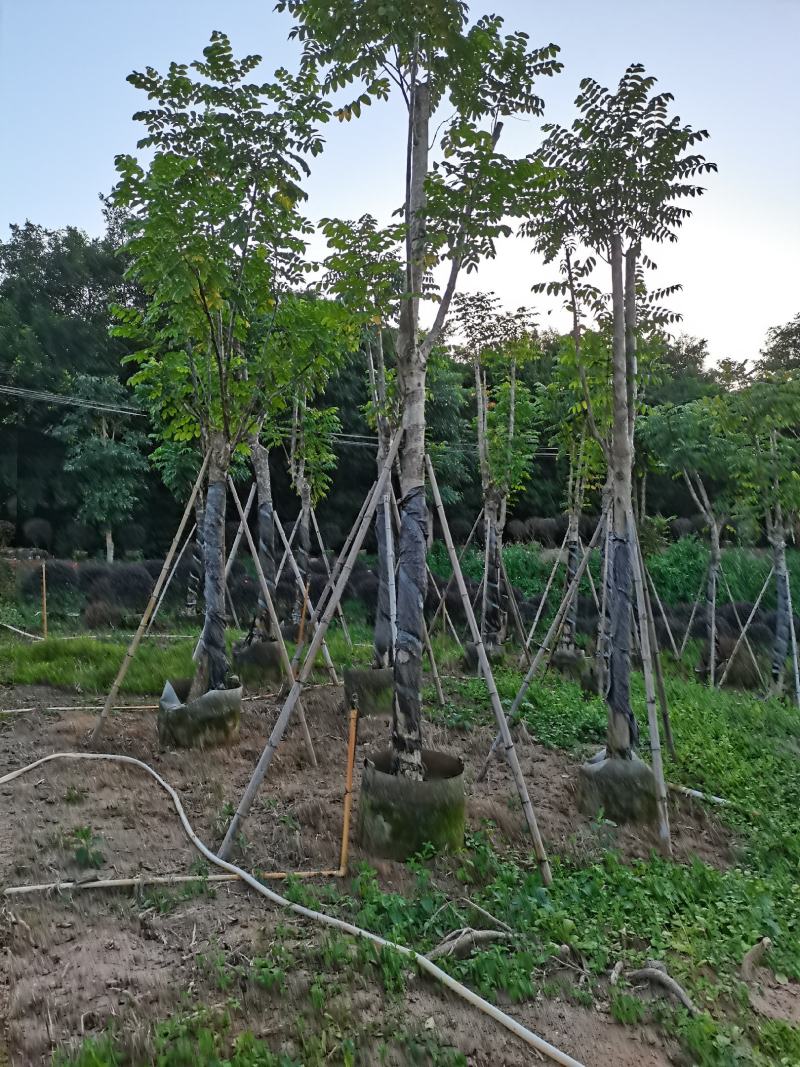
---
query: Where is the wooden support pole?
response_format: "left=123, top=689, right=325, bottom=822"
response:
left=338, top=702, right=359, bottom=875
left=679, top=573, right=706, bottom=659
left=478, top=511, right=608, bottom=782
left=718, top=567, right=773, bottom=689
left=629, top=513, right=672, bottom=856
left=217, top=429, right=403, bottom=860
left=41, top=563, right=47, bottom=639
left=498, top=552, right=532, bottom=665
left=635, top=535, right=676, bottom=761
left=225, top=483, right=257, bottom=582
left=146, top=524, right=196, bottom=635
left=275, top=514, right=300, bottom=585
left=523, top=528, right=570, bottom=654
left=717, top=566, right=766, bottom=689
left=310, top=506, right=352, bottom=650
left=425, top=454, right=552, bottom=886
left=274, top=512, right=340, bottom=685
left=227, top=478, right=317, bottom=769
left=644, top=566, right=679, bottom=660
left=90, top=452, right=210, bottom=744
left=429, top=508, right=483, bottom=633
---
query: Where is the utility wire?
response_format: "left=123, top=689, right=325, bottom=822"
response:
left=0, top=383, right=145, bottom=417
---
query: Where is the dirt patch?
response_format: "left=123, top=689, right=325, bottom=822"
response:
left=0, top=682, right=732, bottom=1064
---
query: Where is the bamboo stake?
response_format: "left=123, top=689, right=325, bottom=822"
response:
left=635, top=535, right=676, bottom=761
left=784, top=564, right=800, bottom=709
left=425, top=454, right=552, bottom=886
left=717, top=566, right=766, bottom=688
left=718, top=567, right=773, bottom=689
left=645, top=567, right=679, bottom=660
left=227, top=478, right=316, bottom=769
left=218, top=429, right=403, bottom=860
left=0, top=621, right=41, bottom=641
left=91, top=452, right=210, bottom=743
left=338, top=702, right=359, bottom=875
left=429, top=508, right=483, bottom=633
left=383, top=492, right=398, bottom=656
left=709, top=556, right=718, bottom=687
left=297, top=582, right=310, bottom=645
left=498, top=552, right=532, bottom=665
left=679, top=572, right=706, bottom=659
left=3, top=869, right=341, bottom=897
left=146, top=524, right=196, bottom=635
left=275, top=513, right=300, bottom=585
left=479, top=511, right=609, bottom=782
left=226, top=582, right=241, bottom=631
left=310, top=506, right=352, bottom=650
left=596, top=514, right=612, bottom=696
left=41, top=563, right=47, bottom=639
left=629, top=513, right=672, bottom=856
left=523, top=528, right=570, bottom=653
left=274, top=512, right=339, bottom=685
left=577, top=535, right=601, bottom=611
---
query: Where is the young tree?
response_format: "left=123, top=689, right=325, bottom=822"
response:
left=54, top=375, right=148, bottom=561
left=641, top=397, right=742, bottom=683
left=279, top=0, right=562, bottom=777
left=113, top=33, right=332, bottom=694
left=530, top=64, right=715, bottom=764
left=451, top=291, right=539, bottom=647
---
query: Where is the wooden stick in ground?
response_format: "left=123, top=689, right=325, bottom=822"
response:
left=274, top=512, right=339, bottom=685
left=645, top=566, right=679, bottom=660
left=387, top=488, right=446, bottom=704
left=41, top=563, right=47, bottom=639
left=478, top=511, right=609, bottom=782
left=218, top=428, right=403, bottom=860
left=297, top=582, right=310, bottom=645
left=226, top=478, right=317, bottom=769
left=498, top=552, right=532, bottom=665
left=147, top=524, right=196, bottom=636
left=523, top=528, right=569, bottom=653
left=717, top=565, right=766, bottom=689
left=429, top=508, right=484, bottom=633
left=90, top=452, right=211, bottom=744
left=338, top=702, right=359, bottom=875
left=718, top=567, right=774, bottom=688
left=3, top=869, right=343, bottom=897
left=310, top=506, right=352, bottom=650
left=629, top=511, right=672, bottom=856
left=577, top=536, right=601, bottom=612
left=635, top=535, right=676, bottom=761
left=275, top=513, right=300, bottom=585
left=679, top=572, right=706, bottom=659
left=288, top=481, right=378, bottom=676
left=425, top=454, right=552, bottom=886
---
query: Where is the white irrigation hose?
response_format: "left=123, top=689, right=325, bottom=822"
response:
left=0, top=752, right=585, bottom=1067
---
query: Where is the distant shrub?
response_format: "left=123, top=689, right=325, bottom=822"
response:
left=0, top=520, right=15, bottom=548
left=84, top=600, right=123, bottom=630
left=108, top=564, right=153, bottom=610
left=120, top=522, right=146, bottom=553
left=23, top=517, right=52, bottom=550
left=77, top=561, right=111, bottom=592
left=55, top=521, right=94, bottom=558
left=0, top=559, right=15, bottom=602
left=22, top=561, right=77, bottom=599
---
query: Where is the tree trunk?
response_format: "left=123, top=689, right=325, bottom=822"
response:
left=191, top=430, right=231, bottom=696
left=249, top=436, right=277, bottom=642
left=293, top=476, right=312, bottom=625
left=390, top=79, right=430, bottom=781
left=105, top=529, right=114, bottom=564
left=185, top=494, right=205, bottom=616
left=482, top=495, right=504, bottom=647
left=560, top=513, right=580, bottom=652
left=606, top=234, right=639, bottom=759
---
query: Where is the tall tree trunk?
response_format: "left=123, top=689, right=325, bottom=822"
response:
left=249, top=436, right=277, bottom=641
left=192, top=430, right=231, bottom=696
left=391, top=79, right=430, bottom=780
left=606, top=234, right=639, bottom=759
left=293, top=475, right=312, bottom=625
left=105, top=528, right=114, bottom=564
left=482, top=494, right=504, bottom=647
left=186, top=493, right=205, bottom=616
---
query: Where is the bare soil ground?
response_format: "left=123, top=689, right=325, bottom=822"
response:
left=0, top=681, right=734, bottom=1066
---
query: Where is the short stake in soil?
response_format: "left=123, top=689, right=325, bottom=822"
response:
left=425, top=454, right=552, bottom=886
left=478, top=509, right=609, bottom=782
left=90, top=451, right=210, bottom=744
left=227, top=477, right=317, bottom=768
left=217, top=429, right=403, bottom=860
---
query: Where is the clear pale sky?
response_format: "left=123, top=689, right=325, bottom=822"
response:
left=1, top=0, right=798, bottom=363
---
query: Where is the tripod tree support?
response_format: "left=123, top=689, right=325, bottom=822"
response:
left=311, top=506, right=352, bottom=650
left=425, top=454, right=552, bottom=886
left=717, top=567, right=774, bottom=689
left=635, top=535, right=676, bottom=761
left=227, top=478, right=317, bottom=769
left=217, top=429, right=403, bottom=860
left=498, top=552, right=532, bottom=664
left=644, top=566, right=679, bottom=660
left=718, top=566, right=766, bottom=689
left=678, top=571, right=706, bottom=659
left=478, top=510, right=609, bottom=782
left=429, top=508, right=483, bottom=633
left=90, top=451, right=211, bottom=744
left=523, top=528, right=570, bottom=654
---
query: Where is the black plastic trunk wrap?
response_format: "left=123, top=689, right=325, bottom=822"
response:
left=391, top=484, right=426, bottom=772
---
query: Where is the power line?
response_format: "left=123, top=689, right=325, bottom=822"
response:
left=0, top=383, right=145, bottom=418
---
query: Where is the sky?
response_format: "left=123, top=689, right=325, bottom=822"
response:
left=1, top=0, right=798, bottom=364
